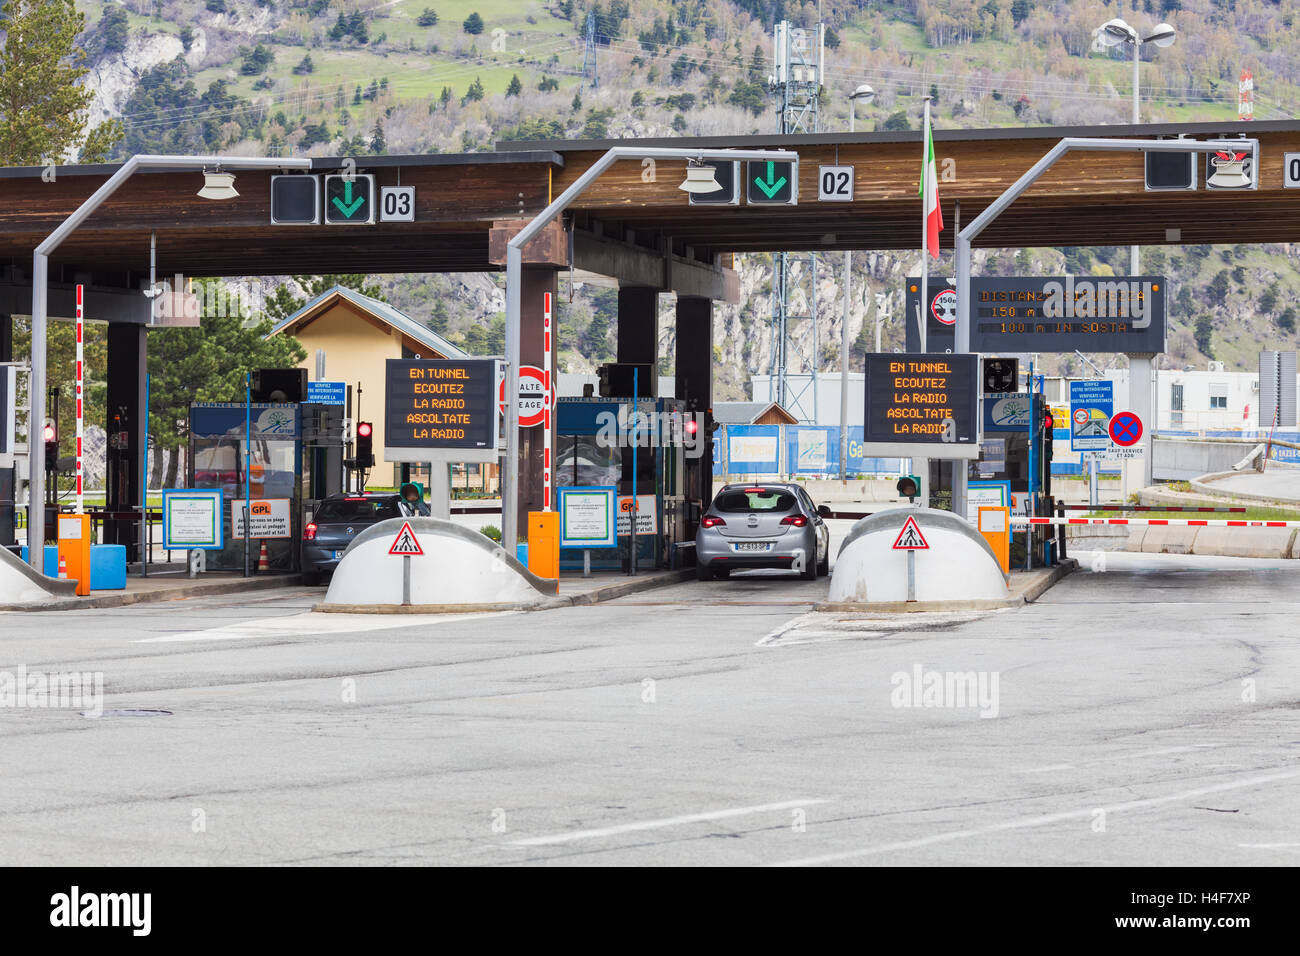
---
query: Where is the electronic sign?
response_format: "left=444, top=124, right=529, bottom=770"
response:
left=270, top=175, right=320, bottom=225
left=746, top=159, right=798, bottom=205
left=385, top=359, right=498, bottom=454
left=862, top=353, right=980, bottom=460
left=324, top=173, right=376, bottom=224
left=905, top=276, right=1167, bottom=354
left=687, top=161, right=740, bottom=205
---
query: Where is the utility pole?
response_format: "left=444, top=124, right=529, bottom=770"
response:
left=768, top=19, right=824, bottom=427
left=582, top=11, right=598, bottom=89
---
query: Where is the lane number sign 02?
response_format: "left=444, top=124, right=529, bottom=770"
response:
left=1285, top=154, right=1300, bottom=189
left=380, top=186, right=415, bottom=221
left=818, top=165, right=854, bottom=202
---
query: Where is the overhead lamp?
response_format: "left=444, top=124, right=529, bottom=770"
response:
left=678, top=160, right=721, bottom=194
left=850, top=83, right=876, bottom=105
left=1144, top=22, right=1177, bottom=47
left=1099, top=17, right=1135, bottom=45
left=197, top=169, right=239, bottom=200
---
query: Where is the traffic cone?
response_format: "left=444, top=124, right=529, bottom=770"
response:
left=57, top=556, right=68, bottom=579
left=257, top=540, right=270, bottom=573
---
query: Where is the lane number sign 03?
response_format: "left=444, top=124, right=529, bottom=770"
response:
left=380, top=186, right=415, bottom=221
left=1285, top=154, right=1300, bottom=189
left=818, top=165, right=854, bottom=201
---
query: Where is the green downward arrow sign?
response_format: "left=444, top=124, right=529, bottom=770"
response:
left=332, top=179, right=365, bottom=218
left=753, top=161, right=787, bottom=199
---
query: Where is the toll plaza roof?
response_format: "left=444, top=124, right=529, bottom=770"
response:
left=0, top=119, right=1297, bottom=285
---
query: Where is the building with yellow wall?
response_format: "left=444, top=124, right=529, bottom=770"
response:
left=268, top=285, right=467, bottom=487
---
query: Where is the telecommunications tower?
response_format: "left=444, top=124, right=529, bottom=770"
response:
left=766, top=20, right=825, bottom=423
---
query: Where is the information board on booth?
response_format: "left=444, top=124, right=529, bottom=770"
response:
left=385, top=358, right=499, bottom=453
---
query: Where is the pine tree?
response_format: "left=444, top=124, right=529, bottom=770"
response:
left=370, top=120, right=386, bottom=155
left=0, top=0, right=122, bottom=164
left=506, top=74, right=522, bottom=97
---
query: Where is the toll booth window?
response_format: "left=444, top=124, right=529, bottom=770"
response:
left=556, top=436, right=620, bottom=487
left=714, top=489, right=796, bottom=512
left=314, top=498, right=401, bottom=521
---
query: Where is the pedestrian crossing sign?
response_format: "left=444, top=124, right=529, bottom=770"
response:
left=892, top=515, right=929, bottom=550
left=388, top=521, right=424, bottom=555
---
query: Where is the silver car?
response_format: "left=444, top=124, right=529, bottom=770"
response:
left=695, top=482, right=830, bottom=581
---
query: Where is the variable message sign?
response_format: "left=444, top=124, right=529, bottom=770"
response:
left=905, top=276, right=1167, bottom=354
left=862, top=353, right=980, bottom=459
left=385, top=359, right=499, bottom=456
left=746, top=160, right=798, bottom=205
left=324, top=174, right=376, bottom=224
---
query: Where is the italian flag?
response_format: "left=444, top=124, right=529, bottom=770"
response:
left=920, top=116, right=943, bottom=258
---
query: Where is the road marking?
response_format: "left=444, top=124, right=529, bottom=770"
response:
left=508, top=799, right=829, bottom=847
left=1017, top=743, right=1226, bottom=773
left=133, top=610, right=520, bottom=643
left=1237, top=843, right=1300, bottom=849
left=770, top=767, right=1300, bottom=867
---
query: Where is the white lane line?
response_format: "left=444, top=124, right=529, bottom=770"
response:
left=755, top=613, right=822, bottom=647
left=1017, top=743, right=1227, bottom=773
left=1237, top=843, right=1300, bottom=849
left=770, top=767, right=1300, bottom=867
left=133, top=610, right=520, bottom=643
left=508, top=799, right=830, bottom=847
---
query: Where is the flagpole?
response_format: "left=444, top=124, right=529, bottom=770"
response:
left=919, top=96, right=931, bottom=354
left=917, top=97, right=932, bottom=507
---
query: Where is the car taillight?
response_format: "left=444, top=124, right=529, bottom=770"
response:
left=303, top=522, right=318, bottom=540
left=701, top=516, right=725, bottom=528
left=781, top=515, right=807, bottom=527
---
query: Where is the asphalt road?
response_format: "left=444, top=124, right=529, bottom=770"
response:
left=1, top=550, right=1298, bottom=866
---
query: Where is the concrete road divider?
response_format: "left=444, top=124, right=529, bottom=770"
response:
left=0, top=546, right=78, bottom=604
left=829, top=507, right=1010, bottom=605
left=321, top=517, right=557, bottom=611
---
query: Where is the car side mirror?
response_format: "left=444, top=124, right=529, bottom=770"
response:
left=817, top=504, right=832, bottom=518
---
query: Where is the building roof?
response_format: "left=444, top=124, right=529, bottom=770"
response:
left=267, top=284, right=466, bottom=359
left=712, top=401, right=798, bottom=425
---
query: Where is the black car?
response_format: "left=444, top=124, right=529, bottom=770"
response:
left=301, top=492, right=416, bottom=584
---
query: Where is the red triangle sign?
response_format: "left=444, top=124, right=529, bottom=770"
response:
left=388, top=521, right=424, bottom=555
left=892, top=515, right=929, bottom=550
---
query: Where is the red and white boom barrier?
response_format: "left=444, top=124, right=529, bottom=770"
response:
left=1012, top=516, right=1300, bottom=528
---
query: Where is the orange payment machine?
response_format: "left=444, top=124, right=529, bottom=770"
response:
left=57, top=513, right=92, bottom=596
left=978, top=506, right=1011, bottom=580
left=527, top=511, right=560, bottom=584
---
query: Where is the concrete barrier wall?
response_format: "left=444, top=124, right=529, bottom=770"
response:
left=1152, top=438, right=1257, bottom=481
left=0, top=547, right=78, bottom=605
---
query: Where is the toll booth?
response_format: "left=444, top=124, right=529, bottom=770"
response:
left=555, top=396, right=694, bottom=571
left=972, top=391, right=1055, bottom=560
left=188, top=403, right=305, bottom=572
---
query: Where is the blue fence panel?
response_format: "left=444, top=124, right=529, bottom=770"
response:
left=725, top=425, right=781, bottom=474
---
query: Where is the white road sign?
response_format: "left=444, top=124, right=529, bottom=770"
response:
left=380, top=186, right=415, bottom=221
left=818, top=165, right=854, bottom=201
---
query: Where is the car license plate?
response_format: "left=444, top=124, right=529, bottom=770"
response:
left=734, top=542, right=771, bottom=552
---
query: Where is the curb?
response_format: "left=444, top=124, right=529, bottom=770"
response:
left=311, top=569, right=696, bottom=615
left=0, top=574, right=305, bottom=612
left=814, top=559, right=1077, bottom=613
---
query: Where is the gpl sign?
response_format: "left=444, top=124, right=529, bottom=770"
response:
left=498, top=365, right=550, bottom=428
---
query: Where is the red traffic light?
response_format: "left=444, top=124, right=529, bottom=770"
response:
left=42, top=423, right=56, bottom=442
left=1043, top=411, right=1054, bottom=430
left=356, top=422, right=373, bottom=438
left=684, top=418, right=698, bottom=435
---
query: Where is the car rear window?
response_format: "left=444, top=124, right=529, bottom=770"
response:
left=714, top=489, right=797, bottom=513
left=314, top=498, right=401, bottom=521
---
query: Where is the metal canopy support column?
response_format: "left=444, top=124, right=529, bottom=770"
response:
left=26, top=153, right=310, bottom=568
left=501, top=145, right=795, bottom=549
left=105, top=324, right=147, bottom=562
left=954, top=135, right=1258, bottom=523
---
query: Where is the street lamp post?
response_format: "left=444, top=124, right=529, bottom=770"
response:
left=1096, top=19, right=1176, bottom=490
left=500, top=146, right=798, bottom=549
left=840, top=83, right=875, bottom=481
left=26, top=154, right=311, bottom=567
